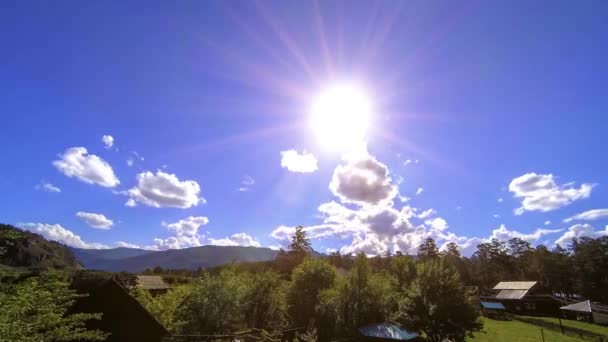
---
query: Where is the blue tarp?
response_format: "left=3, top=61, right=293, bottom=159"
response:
left=481, top=301, right=506, bottom=310
left=358, top=323, right=419, bottom=340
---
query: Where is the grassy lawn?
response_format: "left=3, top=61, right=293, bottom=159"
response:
left=521, top=316, right=608, bottom=337
left=467, top=317, right=586, bottom=342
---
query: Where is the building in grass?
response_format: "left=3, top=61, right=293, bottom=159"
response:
left=560, top=300, right=608, bottom=325
left=116, top=274, right=169, bottom=295
left=485, top=281, right=561, bottom=316
left=480, top=301, right=507, bottom=320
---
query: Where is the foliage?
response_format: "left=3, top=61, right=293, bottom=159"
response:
left=0, top=223, right=81, bottom=270
left=0, top=273, right=107, bottom=341
left=417, top=237, right=440, bottom=261
left=396, top=259, right=481, bottom=342
left=131, top=284, right=192, bottom=333
left=287, top=258, right=336, bottom=328
left=242, top=271, right=288, bottom=331
left=467, top=317, right=585, bottom=342
left=175, top=267, right=247, bottom=334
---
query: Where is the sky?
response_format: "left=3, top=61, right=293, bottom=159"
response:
left=1, top=1, right=607, bottom=255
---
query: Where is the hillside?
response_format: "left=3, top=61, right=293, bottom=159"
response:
left=72, top=245, right=279, bottom=272
left=0, top=223, right=81, bottom=269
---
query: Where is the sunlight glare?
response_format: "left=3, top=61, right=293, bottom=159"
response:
left=310, top=83, right=372, bottom=152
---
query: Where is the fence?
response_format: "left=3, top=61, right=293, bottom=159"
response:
left=515, top=316, right=608, bottom=342
left=164, top=327, right=305, bottom=342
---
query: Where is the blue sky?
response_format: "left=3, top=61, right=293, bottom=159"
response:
left=1, top=1, right=607, bottom=255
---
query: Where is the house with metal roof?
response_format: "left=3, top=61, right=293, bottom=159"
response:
left=115, top=274, right=169, bottom=295
left=561, top=300, right=608, bottom=325
left=484, top=281, right=560, bottom=316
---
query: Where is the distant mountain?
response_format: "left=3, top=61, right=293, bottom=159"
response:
left=71, top=247, right=156, bottom=267
left=72, top=245, right=279, bottom=273
left=0, top=223, right=81, bottom=269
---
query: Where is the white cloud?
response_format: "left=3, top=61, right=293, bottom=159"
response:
left=425, top=217, right=448, bottom=231
left=164, top=216, right=209, bottom=236
left=418, top=209, right=436, bottom=219
left=564, top=209, right=608, bottom=223
left=127, top=171, right=203, bottom=209
left=19, top=223, right=108, bottom=249
left=238, top=175, right=255, bottom=192
left=280, top=150, right=318, bottom=173
left=126, top=151, right=144, bottom=167
left=497, top=198, right=503, bottom=203
left=489, top=224, right=562, bottom=243
left=545, top=220, right=551, bottom=226
left=403, top=159, right=419, bottom=166
left=329, top=153, right=397, bottom=206
left=35, top=181, right=61, bottom=193
left=53, top=147, right=120, bottom=188
left=493, top=214, right=501, bottom=219
left=555, top=224, right=608, bottom=246
left=102, top=135, right=114, bottom=149
left=76, top=211, right=114, bottom=229
left=208, top=233, right=261, bottom=247
left=115, top=241, right=141, bottom=248
left=125, top=198, right=137, bottom=207
left=151, top=235, right=202, bottom=250
left=416, top=187, right=424, bottom=195
left=509, top=173, right=593, bottom=215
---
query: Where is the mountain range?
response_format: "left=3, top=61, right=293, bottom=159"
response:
left=71, top=245, right=279, bottom=273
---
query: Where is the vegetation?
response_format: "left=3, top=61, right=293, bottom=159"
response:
left=0, top=224, right=81, bottom=270
left=0, top=272, right=107, bottom=341
left=467, top=317, right=586, bottom=342
left=520, top=316, right=608, bottom=336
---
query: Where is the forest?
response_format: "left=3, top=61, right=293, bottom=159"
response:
left=1, top=224, right=607, bottom=341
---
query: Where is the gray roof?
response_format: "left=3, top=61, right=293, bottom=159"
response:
left=496, top=289, right=529, bottom=300
left=136, top=275, right=168, bottom=290
left=561, top=300, right=608, bottom=314
left=493, top=281, right=537, bottom=290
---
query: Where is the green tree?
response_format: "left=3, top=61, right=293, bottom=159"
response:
left=132, top=284, right=192, bottom=333
left=287, top=258, right=336, bottom=328
left=0, top=274, right=107, bottom=342
left=417, top=238, right=439, bottom=261
left=395, top=260, right=481, bottom=342
left=289, top=226, right=313, bottom=256
left=176, top=268, right=247, bottom=334
left=389, top=254, right=417, bottom=292
left=242, top=271, right=287, bottom=331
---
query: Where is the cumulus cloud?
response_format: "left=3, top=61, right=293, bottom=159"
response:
left=102, top=135, right=114, bottom=149
left=19, top=223, right=108, bottom=249
left=509, top=173, right=593, bottom=215
left=127, top=171, right=203, bottom=208
left=208, top=233, right=261, bottom=247
left=238, top=175, right=255, bottom=192
left=125, top=198, right=137, bottom=207
left=497, top=198, right=503, bottom=203
left=564, top=209, right=608, bottom=223
left=126, top=151, right=144, bottom=167
left=35, top=181, right=61, bottom=193
left=280, top=150, right=318, bottom=173
left=545, top=220, right=551, bottom=226
left=164, top=216, right=209, bottom=236
left=417, top=209, right=436, bottom=219
left=150, top=216, right=209, bottom=250
left=115, top=241, right=141, bottom=248
left=76, top=211, right=114, bottom=229
left=425, top=217, right=448, bottom=231
left=416, top=188, right=424, bottom=196
left=555, top=224, right=608, bottom=246
left=53, top=147, right=120, bottom=188
left=329, top=154, right=397, bottom=206
left=488, top=224, right=562, bottom=243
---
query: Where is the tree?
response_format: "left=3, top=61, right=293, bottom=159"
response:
left=0, top=274, right=107, bottom=341
left=389, top=254, right=417, bottom=293
left=289, top=226, right=313, bottom=256
left=287, top=258, right=336, bottom=328
left=417, top=238, right=439, bottom=261
left=395, top=260, right=481, bottom=342
left=242, top=271, right=287, bottom=331
left=176, top=268, right=247, bottom=334
left=132, top=284, right=192, bottom=333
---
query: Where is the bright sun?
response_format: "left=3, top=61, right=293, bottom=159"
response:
left=310, top=83, right=372, bottom=152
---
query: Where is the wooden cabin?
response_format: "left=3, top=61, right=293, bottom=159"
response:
left=485, top=281, right=560, bottom=316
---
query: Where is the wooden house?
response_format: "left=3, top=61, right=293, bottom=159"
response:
left=485, top=281, right=560, bottom=316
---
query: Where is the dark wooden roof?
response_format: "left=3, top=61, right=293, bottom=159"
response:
left=70, top=278, right=169, bottom=342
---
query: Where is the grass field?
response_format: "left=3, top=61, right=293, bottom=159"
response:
left=521, top=316, right=608, bottom=337
left=466, top=317, right=587, bottom=342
